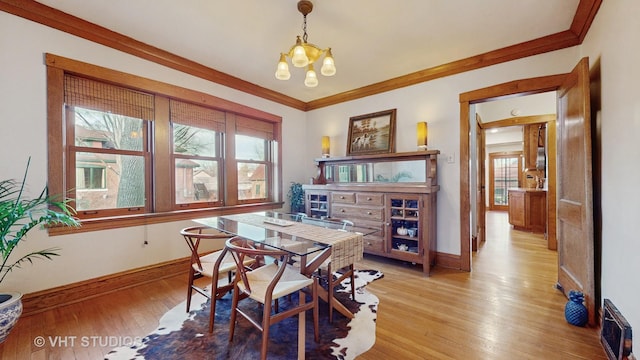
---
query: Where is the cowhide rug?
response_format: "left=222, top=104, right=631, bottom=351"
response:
left=105, top=270, right=383, bottom=360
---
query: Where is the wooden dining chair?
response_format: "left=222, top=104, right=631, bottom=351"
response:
left=181, top=226, right=255, bottom=333
left=225, top=236, right=319, bottom=360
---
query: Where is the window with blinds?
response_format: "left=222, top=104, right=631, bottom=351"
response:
left=170, top=100, right=224, bottom=208
left=49, top=57, right=282, bottom=228
left=64, top=75, right=152, bottom=217
left=235, top=116, right=276, bottom=203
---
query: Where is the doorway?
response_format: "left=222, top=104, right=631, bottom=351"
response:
left=459, top=59, right=597, bottom=326
left=458, top=75, right=564, bottom=273
left=474, top=99, right=557, bottom=253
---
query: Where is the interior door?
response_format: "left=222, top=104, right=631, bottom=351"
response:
left=556, top=57, right=596, bottom=326
left=474, top=117, right=485, bottom=250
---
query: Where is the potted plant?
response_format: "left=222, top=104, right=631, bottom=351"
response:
left=0, top=158, right=79, bottom=343
left=287, top=182, right=305, bottom=214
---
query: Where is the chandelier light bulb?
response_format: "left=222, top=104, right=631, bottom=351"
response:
left=304, top=64, right=318, bottom=87
left=291, top=37, right=309, bottom=67
left=275, top=54, right=291, bottom=80
left=320, top=49, right=336, bottom=76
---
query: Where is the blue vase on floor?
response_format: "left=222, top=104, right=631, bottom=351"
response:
left=564, top=290, right=588, bottom=327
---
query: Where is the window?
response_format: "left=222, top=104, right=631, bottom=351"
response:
left=47, top=54, right=282, bottom=232
left=488, top=152, right=522, bottom=211
left=77, top=167, right=105, bottom=190
left=170, top=100, right=224, bottom=208
left=65, top=76, right=151, bottom=216
left=235, top=116, right=277, bottom=203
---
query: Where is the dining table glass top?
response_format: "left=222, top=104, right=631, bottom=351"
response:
left=194, top=212, right=375, bottom=260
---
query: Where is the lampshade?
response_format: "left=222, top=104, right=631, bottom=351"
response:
left=304, top=64, right=318, bottom=87
left=320, top=48, right=336, bottom=76
left=321, top=136, right=330, bottom=157
left=274, top=0, right=335, bottom=87
left=291, top=37, right=309, bottom=68
left=417, top=122, right=428, bottom=149
left=275, top=53, right=291, bottom=80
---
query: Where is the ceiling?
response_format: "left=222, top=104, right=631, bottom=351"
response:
left=28, top=1, right=584, bottom=105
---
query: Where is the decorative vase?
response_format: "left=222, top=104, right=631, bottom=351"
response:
left=564, top=290, right=588, bottom=327
left=0, top=292, right=23, bottom=343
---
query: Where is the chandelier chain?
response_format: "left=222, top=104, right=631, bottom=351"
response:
left=302, top=14, right=308, bottom=43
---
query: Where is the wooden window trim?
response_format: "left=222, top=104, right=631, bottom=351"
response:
left=46, top=53, right=283, bottom=234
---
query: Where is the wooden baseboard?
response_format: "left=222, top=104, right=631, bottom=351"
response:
left=21, top=251, right=464, bottom=316
left=21, top=257, right=190, bottom=317
left=436, top=251, right=462, bottom=270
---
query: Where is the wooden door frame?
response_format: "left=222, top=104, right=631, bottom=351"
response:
left=459, top=74, right=565, bottom=271
left=473, top=117, right=485, bottom=251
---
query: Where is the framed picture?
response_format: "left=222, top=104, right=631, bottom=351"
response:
left=346, top=109, right=396, bottom=156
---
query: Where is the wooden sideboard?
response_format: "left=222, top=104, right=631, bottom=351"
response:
left=508, top=188, right=547, bottom=233
left=302, top=151, right=439, bottom=274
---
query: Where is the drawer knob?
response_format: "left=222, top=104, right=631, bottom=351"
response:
left=367, top=211, right=372, bottom=215
left=341, top=209, right=345, bottom=212
left=367, top=197, right=372, bottom=201
left=340, top=196, right=345, bottom=199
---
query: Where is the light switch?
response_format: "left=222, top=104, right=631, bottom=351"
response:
left=447, top=153, right=455, bottom=164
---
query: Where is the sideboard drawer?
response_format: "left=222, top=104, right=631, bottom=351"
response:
left=362, top=235, right=384, bottom=253
left=332, top=205, right=384, bottom=221
left=331, top=192, right=356, bottom=204
left=356, top=193, right=384, bottom=206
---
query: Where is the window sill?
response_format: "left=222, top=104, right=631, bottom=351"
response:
left=48, top=202, right=284, bottom=236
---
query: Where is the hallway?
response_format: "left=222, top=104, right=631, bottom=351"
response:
left=475, top=210, right=555, bottom=278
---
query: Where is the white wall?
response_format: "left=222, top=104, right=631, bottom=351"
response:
left=0, top=12, right=307, bottom=293
left=578, top=0, right=640, bottom=333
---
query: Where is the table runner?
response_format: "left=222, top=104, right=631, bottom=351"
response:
left=222, top=213, right=363, bottom=269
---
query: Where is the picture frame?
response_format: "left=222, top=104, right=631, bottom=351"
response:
left=346, top=109, right=396, bottom=156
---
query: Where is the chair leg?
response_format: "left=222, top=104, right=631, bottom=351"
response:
left=327, top=263, right=334, bottom=323
left=261, top=299, right=273, bottom=360
left=186, top=267, right=195, bottom=312
left=208, top=271, right=220, bottom=333
left=229, top=284, right=240, bottom=342
left=349, top=264, right=356, bottom=301
left=209, top=295, right=217, bottom=333
left=312, top=278, right=319, bottom=342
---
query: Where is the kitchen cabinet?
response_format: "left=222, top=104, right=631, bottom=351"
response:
left=508, top=188, right=547, bottom=233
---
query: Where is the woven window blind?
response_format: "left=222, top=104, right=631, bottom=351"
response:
left=64, top=74, right=154, bottom=120
left=236, top=115, right=274, bottom=141
left=170, top=100, right=226, bottom=132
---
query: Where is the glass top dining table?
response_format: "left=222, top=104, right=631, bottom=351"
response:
left=193, top=211, right=377, bottom=274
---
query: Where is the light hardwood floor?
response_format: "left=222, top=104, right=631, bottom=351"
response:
left=0, top=211, right=606, bottom=359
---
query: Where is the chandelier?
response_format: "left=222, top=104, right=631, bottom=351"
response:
left=275, top=0, right=336, bottom=87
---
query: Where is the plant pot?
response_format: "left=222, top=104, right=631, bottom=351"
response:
left=0, top=292, right=23, bottom=343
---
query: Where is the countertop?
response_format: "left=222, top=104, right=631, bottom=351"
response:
left=508, top=187, right=547, bottom=192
